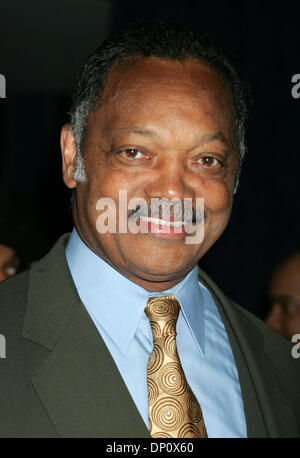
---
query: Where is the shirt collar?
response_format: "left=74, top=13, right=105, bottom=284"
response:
left=66, top=228, right=205, bottom=355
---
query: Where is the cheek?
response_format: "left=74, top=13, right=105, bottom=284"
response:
left=85, top=166, right=130, bottom=200
left=82, top=169, right=144, bottom=233
left=202, top=181, right=233, bottom=216
left=200, top=181, right=233, bottom=243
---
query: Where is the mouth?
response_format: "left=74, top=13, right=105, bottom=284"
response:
left=138, top=216, right=195, bottom=237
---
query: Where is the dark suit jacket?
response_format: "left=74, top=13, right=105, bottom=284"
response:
left=0, top=234, right=299, bottom=437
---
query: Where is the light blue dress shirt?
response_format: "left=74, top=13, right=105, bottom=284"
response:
left=66, top=228, right=247, bottom=438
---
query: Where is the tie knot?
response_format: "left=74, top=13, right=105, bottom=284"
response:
left=145, top=294, right=180, bottom=338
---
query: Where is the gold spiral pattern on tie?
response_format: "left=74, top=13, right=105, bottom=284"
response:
left=145, top=294, right=208, bottom=438
left=162, top=318, right=177, bottom=336
left=147, top=378, right=159, bottom=404
left=157, top=362, right=187, bottom=396
left=149, top=321, right=161, bottom=338
left=146, top=297, right=179, bottom=320
left=178, top=422, right=203, bottom=438
left=152, top=432, right=172, bottom=438
left=147, top=343, right=164, bottom=375
left=151, top=396, right=184, bottom=431
left=164, top=334, right=178, bottom=359
left=185, top=393, right=202, bottom=423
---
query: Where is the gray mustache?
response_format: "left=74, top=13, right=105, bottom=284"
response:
left=129, top=199, right=205, bottom=224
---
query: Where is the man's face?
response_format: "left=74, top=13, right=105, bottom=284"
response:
left=62, top=57, right=239, bottom=291
left=265, top=254, right=300, bottom=340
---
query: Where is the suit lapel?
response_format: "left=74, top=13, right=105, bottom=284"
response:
left=23, top=234, right=150, bottom=438
left=198, top=266, right=298, bottom=438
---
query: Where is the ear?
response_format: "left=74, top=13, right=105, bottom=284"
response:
left=61, top=124, right=77, bottom=189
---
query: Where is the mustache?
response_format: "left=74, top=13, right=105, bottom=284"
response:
left=128, top=198, right=206, bottom=224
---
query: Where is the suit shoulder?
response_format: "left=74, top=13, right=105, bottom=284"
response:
left=229, top=298, right=290, bottom=347
left=227, top=297, right=292, bottom=349
left=229, top=298, right=300, bottom=379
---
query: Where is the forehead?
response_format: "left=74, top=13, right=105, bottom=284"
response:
left=103, top=56, right=230, bottom=95
left=96, top=57, right=234, bottom=132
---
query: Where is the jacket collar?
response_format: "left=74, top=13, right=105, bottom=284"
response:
left=22, top=234, right=150, bottom=438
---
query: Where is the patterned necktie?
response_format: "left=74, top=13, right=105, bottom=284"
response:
left=145, top=294, right=208, bottom=438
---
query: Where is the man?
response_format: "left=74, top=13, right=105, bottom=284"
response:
left=0, top=22, right=299, bottom=438
left=265, top=251, right=300, bottom=340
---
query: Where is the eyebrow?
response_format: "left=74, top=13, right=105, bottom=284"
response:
left=201, top=132, right=228, bottom=147
left=109, top=126, right=159, bottom=138
left=109, top=126, right=229, bottom=146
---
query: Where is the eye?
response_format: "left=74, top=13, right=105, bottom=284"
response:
left=197, top=156, right=222, bottom=167
left=282, top=301, right=298, bottom=314
left=121, top=148, right=145, bottom=160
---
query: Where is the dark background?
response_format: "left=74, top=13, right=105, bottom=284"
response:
left=0, top=0, right=299, bottom=318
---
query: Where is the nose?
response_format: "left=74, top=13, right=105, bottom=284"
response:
left=144, top=156, right=190, bottom=202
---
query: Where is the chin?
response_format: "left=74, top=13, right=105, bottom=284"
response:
left=132, top=258, right=194, bottom=280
